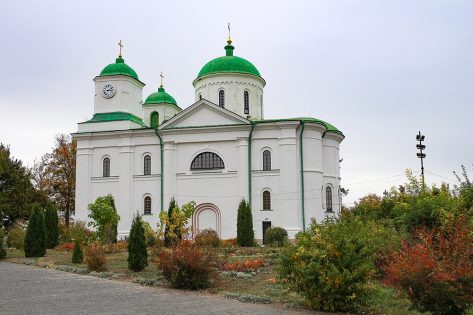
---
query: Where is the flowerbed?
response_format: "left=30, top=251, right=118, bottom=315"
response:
left=223, top=258, right=265, bottom=272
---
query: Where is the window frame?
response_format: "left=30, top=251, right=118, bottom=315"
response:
left=244, top=90, right=249, bottom=114
left=143, top=155, right=151, bottom=175
left=218, top=89, right=225, bottom=108
left=262, top=190, right=271, bottom=210
left=144, top=196, right=152, bottom=215
left=103, top=157, right=110, bottom=177
left=190, top=152, right=225, bottom=170
left=326, top=186, right=333, bottom=212
left=262, top=150, right=271, bottom=171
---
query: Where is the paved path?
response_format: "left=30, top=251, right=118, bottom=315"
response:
left=0, top=262, right=315, bottom=315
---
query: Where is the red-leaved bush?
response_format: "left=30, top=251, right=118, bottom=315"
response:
left=55, top=242, right=74, bottom=251
left=156, top=244, right=218, bottom=289
left=383, top=215, right=473, bottom=315
left=223, top=258, right=265, bottom=272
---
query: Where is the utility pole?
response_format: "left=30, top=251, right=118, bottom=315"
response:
left=416, top=131, right=426, bottom=189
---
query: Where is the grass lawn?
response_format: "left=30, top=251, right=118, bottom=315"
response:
left=2, top=246, right=457, bottom=315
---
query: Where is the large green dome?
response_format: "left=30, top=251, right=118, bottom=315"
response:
left=195, top=41, right=264, bottom=83
left=144, top=86, right=177, bottom=106
left=100, top=57, right=139, bottom=81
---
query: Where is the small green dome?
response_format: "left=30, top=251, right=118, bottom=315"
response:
left=100, top=57, right=139, bottom=81
left=195, top=42, right=263, bottom=83
left=144, top=86, right=177, bottom=106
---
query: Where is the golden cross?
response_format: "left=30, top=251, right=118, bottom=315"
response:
left=160, top=72, right=164, bottom=87
left=118, top=40, right=123, bottom=58
left=227, top=23, right=232, bottom=44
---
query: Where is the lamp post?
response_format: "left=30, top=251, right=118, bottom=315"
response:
left=416, top=131, right=426, bottom=189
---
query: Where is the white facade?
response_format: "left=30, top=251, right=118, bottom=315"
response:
left=72, top=42, right=344, bottom=240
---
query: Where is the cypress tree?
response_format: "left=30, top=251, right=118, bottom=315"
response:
left=127, top=214, right=148, bottom=271
left=24, top=204, right=46, bottom=257
left=0, top=228, right=6, bottom=259
left=164, top=198, right=177, bottom=247
left=44, top=202, right=59, bottom=249
left=72, top=239, right=83, bottom=263
left=237, top=199, right=254, bottom=247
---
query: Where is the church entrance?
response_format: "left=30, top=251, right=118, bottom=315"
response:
left=262, top=221, right=271, bottom=244
left=192, top=203, right=221, bottom=237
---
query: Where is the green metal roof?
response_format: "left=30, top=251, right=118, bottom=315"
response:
left=144, top=86, right=178, bottom=106
left=254, top=117, right=344, bottom=136
left=99, top=57, right=139, bottom=81
left=85, top=112, right=146, bottom=127
left=195, top=42, right=263, bottom=82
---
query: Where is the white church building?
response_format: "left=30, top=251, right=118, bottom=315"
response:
left=72, top=36, right=344, bottom=240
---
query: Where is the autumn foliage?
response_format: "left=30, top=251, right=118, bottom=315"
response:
left=224, top=258, right=265, bottom=272
left=384, top=215, right=473, bottom=315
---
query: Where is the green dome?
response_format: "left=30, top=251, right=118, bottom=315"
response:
left=100, top=57, right=139, bottom=81
left=144, top=86, right=177, bottom=106
left=195, top=42, right=264, bottom=83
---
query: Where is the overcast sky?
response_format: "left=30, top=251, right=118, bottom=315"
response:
left=1, top=0, right=472, bottom=205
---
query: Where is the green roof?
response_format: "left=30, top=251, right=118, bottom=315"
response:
left=254, top=117, right=344, bottom=136
left=195, top=42, right=264, bottom=83
left=99, top=57, right=139, bottom=81
left=144, top=86, right=178, bottom=106
left=85, top=112, right=146, bottom=127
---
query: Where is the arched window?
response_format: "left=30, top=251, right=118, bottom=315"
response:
left=244, top=91, right=249, bottom=114
left=103, top=157, right=110, bottom=177
left=191, top=152, right=224, bottom=170
left=218, top=90, right=225, bottom=108
left=150, top=111, right=159, bottom=128
left=144, top=196, right=152, bottom=215
left=326, top=187, right=333, bottom=212
left=263, top=191, right=271, bottom=210
left=143, top=155, right=151, bottom=175
left=263, top=150, right=271, bottom=171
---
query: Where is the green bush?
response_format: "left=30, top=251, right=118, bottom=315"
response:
left=85, top=242, right=107, bottom=271
left=127, top=214, right=148, bottom=271
left=72, top=239, right=83, bottom=263
left=237, top=199, right=254, bottom=247
left=44, top=203, right=59, bottom=249
left=87, top=195, right=120, bottom=244
left=64, top=221, right=96, bottom=245
left=156, top=244, right=216, bottom=289
left=142, top=221, right=158, bottom=247
left=7, top=222, right=26, bottom=249
left=264, top=227, right=288, bottom=247
left=164, top=198, right=177, bottom=247
left=0, top=228, right=6, bottom=259
left=278, top=214, right=399, bottom=312
left=24, top=204, right=46, bottom=258
left=194, top=229, right=221, bottom=247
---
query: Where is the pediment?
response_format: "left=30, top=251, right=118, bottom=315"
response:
left=159, top=99, right=250, bottom=129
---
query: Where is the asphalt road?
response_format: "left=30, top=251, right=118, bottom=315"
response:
left=0, top=262, right=314, bottom=315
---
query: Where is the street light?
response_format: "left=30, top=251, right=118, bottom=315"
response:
left=416, top=131, right=426, bottom=189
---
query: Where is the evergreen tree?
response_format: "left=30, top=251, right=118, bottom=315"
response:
left=44, top=202, right=59, bottom=249
left=24, top=204, right=46, bottom=257
left=127, top=214, right=148, bottom=271
left=237, top=199, right=254, bottom=247
left=0, top=228, right=6, bottom=259
left=164, top=198, right=177, bottom=247
left=72, top=239, right=83, bottom=263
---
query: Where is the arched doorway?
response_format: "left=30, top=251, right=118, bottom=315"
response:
left=192, top=203, right=221, bottom=237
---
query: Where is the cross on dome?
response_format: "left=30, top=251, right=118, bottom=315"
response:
left=160, top=72, right=164, bottom=87
left=118, top=40, right=123, bottom=58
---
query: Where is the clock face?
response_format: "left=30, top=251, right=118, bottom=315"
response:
left=102, top=84, right=116, bottom=99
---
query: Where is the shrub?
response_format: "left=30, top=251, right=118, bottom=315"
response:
left=237, top=199, right=254, bottom=247
left=222, top=238, right=237, bottom=247
left=85, top=242, right=107, bottom=271
left=158, top=200, right=196, bottom=246
left=223, top=258, right=265, bottom=272
left=24, top=204, right=46, bottom=258
left=194, top=229, right=221, bottom=247
left=128, top=214, right=148, bottom=271
left=7, top=222, right=26, bottom=249
left=156, top=244, right=216, bottom=289
left=142, top=221, right=158, bottom=247
left=65, top=221, right=96, bottom=245
left=56, top=242, right=74, bottom=251
left=0, top=228, right=6, bottom=259
left=44, top=202, right=59, bottom=249
left=164, top=198, right=177, bottom=247
left=87, top=195, right=120, bottom=244
left=278, top=214, right=397, bottom=312
left=72, top=239, right=83, bottom=263
left=264, top=227, right=288, bottom=247
left=384, top=215, right=473, bottom=315
left=103, top=240, right=128, bottom=253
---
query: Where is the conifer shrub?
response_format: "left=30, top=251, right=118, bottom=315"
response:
left=7, top=222, right=26, bottom=249
left=156, top=244, right=216, bottom=289
left=264, top=227, right=288, bottom=247
left=164, top=198, right=177, bottom=247
left=194, top=229, right=221, bottom=247
left=24, top=204, right=46, bottom=258
left=44, top=203, right=59, bottom=249
left=0, top=228, right=6, bottom=259
left=237, top=199, right=254, bottom=247
left=384, top=215, right=473, bottom=315
left=72, top=239, right=83, bottom=263
left=127, top=214, right=148, bottom=271
left=278, top=214, right=398, bottom=312
left=85, top=242, right=107, bottom=271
